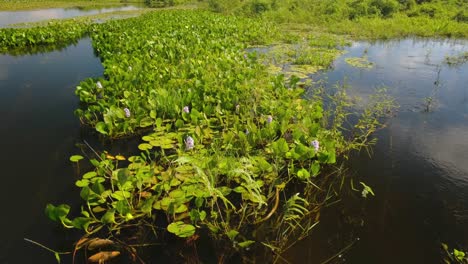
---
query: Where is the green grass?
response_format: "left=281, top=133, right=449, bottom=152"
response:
left=205, top=0, right=468, bottom=39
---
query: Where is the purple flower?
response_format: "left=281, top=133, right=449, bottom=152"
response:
left=96, top=81, right=103, bottom=89
left=267, top=115, right=273, bottom=124
left=183, top=106, right=190, bottom=113
left=185, top=136, right=194, bottom=150
left=124, top=108, right=131, bottom=118
left=311, top=140, right=319, bottom=152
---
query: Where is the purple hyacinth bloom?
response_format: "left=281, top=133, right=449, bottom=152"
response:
left=96, top=81, right=103, bottom=89
left=185, top=136, right=194, bottom=150
left=267, top=115, right=273, bottom=124
left=183, top=106, right=190, bottom=113
left=124, top=108, right=131, bottom=118
left=311, top=140, right=319, bottom=151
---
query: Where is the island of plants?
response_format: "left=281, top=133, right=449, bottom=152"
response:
left=41, top=9, right=396, bottom=263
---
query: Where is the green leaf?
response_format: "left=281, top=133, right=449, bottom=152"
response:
left=238, top=240, right=255, bottom=248
left=272, top=138, right=289, bottom=156
left=296, top=168, right=310, bottom=180
left=72, top=217, right=93, bottom=230
left=54, top=252, right=61, bottom=264
left=167, top=221, right=196, bottom=238
left=454, top=249, right=466, bottom=261
left=138, top=143, right=153, bottom=151
left=116, top=169, right=130, bottom=186
left=75, top=179, right=89, bottom=187
left=227, top=230, right=239, bottom=241
left=45, top=204, right=70, bottom=222
left=101, top=210, right=116, bottom=224
left=311, top=161, right=320, bottom=177
left=83, top=171, right=97, bottom=179
left=140, top=117, right=153, bottom=127
left=95, top=122, right=108, bottom=135
left=70, top=155, right=84, bottom=162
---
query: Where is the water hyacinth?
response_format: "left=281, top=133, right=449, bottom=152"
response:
left=124, top=108, right=131, bottom=118
left=183, top=106, right=190, bottom=113
left=267, top=115, right=273, bottom=124
left=96, top=81, right=103, bottom=89
left=311, top=139, right=319, bottom=152
left=185, top=136, right=194, bottom=150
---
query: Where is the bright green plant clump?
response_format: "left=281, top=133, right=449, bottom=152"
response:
left=0, top=20, right=91, bottom=54
left=46, top=9, right=396, bottom=263
left=75, top=10, right=275, bottom=137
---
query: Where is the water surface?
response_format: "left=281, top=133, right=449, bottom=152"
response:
left=0, top=5, right=142, bottom=27
left=286, top=39, right=468, bottom=263
left=0, top=37, right=104, bottom=263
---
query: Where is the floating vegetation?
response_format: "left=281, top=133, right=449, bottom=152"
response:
left=41, top=9, right=396, bottom=264
left=255, top=33, right=347, bottom=81
left=0, top=20, right=91, bottom=54
left=444, top=51, right=468, bottom=67
left=345, top=56, right=374, bottom=68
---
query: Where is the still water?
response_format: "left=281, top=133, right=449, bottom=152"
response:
left=286, top=39, right=468, bottom=263
left=0, top=5, right=142, bottom=28
left=0, top=38, right=104, bottom=263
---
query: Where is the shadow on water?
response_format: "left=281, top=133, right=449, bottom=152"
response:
left=284, top=38, right=468, bottom=263
left=0, top=37, right=141, bottom=263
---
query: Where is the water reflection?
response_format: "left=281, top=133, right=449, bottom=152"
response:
left=286, top=39, right=468, bottom=263
left=0, top=5, right=142, bottom=27
left=0, top=38, right=103, bottom=263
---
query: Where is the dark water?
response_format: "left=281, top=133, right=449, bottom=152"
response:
left=0, top=38, right=104, bottom=263
left=0, top=5, right=143, bottom=28
left=286, top=39, right=468, bottom=263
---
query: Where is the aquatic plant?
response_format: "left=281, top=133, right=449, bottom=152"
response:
left=0, top=20, right=91, bottom=54
left=44, top=8, right=396, bottom=264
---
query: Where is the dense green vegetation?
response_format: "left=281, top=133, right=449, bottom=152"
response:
left=0, top=20, right=90, bottom=54
left=204, top=0, right=468, bottom=38
left=43, top=9, right=395, bottom=263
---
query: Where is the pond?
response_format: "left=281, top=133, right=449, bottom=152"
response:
left=1, top=37, right=467, bottom=263
left=0, top=38, right=104, bottom=263
left=285, top=38, right=468, bottom=263
left=0, top=5, right=144, bottom=28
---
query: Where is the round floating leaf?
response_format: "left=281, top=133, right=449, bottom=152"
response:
left=138, top=143, right=153, bottom=151
left=83, top=171, right=97, bottom=179
left=167, top=221, right=196, bottom=238
left=70, top=155, right=84, bottom=162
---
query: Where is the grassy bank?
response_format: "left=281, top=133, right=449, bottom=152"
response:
left=204, top=0, right=468, bottom=39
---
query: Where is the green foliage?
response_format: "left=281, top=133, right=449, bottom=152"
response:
left=442, top=243, right=468, bottom=263
left=0, top=20, right=90, bottom=54
left=42, top=8, right=396, bottom=263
